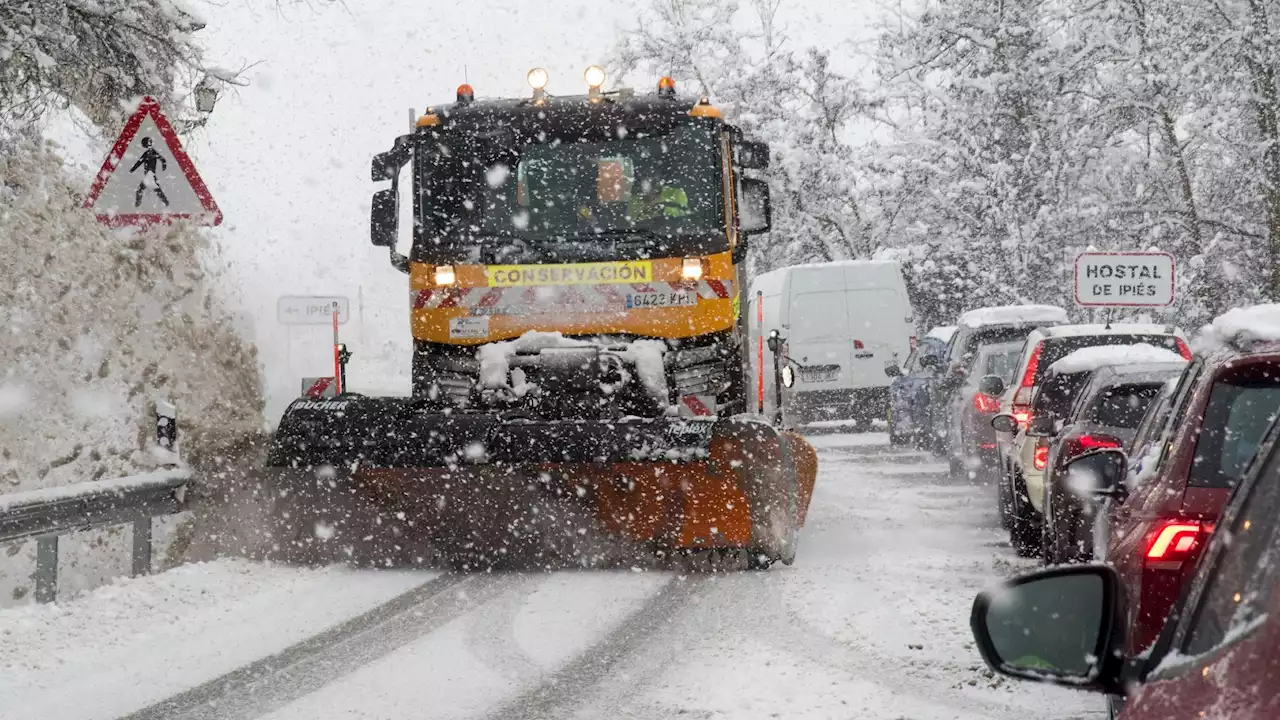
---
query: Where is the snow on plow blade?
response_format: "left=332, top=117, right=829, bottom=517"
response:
left=261, top=397, right=816, bottom=569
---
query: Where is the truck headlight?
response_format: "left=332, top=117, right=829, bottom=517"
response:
left=681, top=258, right=705, bottom=280
left=433, top=265, right=456, bottom=286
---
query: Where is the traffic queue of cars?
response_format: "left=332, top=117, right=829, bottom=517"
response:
left=968, top=304, right=1280, bottom=719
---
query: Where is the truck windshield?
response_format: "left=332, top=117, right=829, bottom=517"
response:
left=416, top=122, right=723, bottom=263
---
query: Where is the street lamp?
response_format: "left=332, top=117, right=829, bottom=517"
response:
left=194, top=76, right=219, bottom=114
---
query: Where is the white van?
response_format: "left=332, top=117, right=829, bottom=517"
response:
left=747, top=260, right=915, bottom=427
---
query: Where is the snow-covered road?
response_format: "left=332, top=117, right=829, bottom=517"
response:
left=2, top=432, right=1103, bottom=720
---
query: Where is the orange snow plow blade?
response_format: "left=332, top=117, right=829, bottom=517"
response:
left=261, top=400, right=817, bottom=569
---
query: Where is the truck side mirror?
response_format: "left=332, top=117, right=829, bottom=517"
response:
left=370, top=188, right=398, bottom=247
left=739, top=178, right=771, bottom=234
left=978, top=375, right=1006, bottom=397
left=884, top=363, right=902, bottom=378
left=767, top=330, right=782, bottom=353
left=734, top=141, right=770, bottom=169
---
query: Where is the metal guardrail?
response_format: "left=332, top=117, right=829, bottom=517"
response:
left=0, top=403, right=189, bottom=603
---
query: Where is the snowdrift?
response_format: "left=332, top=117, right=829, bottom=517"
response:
left=0, top=140, right=264, bottom=603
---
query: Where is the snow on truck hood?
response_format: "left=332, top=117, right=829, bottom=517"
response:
left=958, top=305, right=1068, bottom=328
left=1048, top=343, right=1186, bottom=375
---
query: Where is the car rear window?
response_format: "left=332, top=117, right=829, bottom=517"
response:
left=956, top=327, right=1035, bottom=363
left=1189, top=365, right=1280, bottom=489
left=1035, top=334, right=1181, bottom=385
left=1032, top=372, right=1092, bottom=419
left=981, top=344, right=1024, bottom=383
left=1087, top=383, right=1164, bottom=429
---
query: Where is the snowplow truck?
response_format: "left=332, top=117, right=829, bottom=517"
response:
left=263, top=70, right=817, bottom=570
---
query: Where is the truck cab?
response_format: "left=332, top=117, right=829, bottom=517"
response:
left=370, top=70, right=771, bottom=418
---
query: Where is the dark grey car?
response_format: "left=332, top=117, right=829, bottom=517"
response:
left=944, top=339, right=1024, bottom=480
left=1040, top=362, right=1187, bottom=565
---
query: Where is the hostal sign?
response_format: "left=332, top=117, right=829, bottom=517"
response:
left=1074, top=252, right=1175, bottom=307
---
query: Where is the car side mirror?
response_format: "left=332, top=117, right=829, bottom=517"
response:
left=970, top=564, right=1128, bottom=695
left=766, top=330, right=782, bottom=354
left=991, top=414, right=1017, bottom=434
left=1068, top=449, right=1129, bottom=502
left=1027, top=415, right=1055, bottom=437
left=739, top=177, right=772, bottom=234
left=884, top=364, right=902, bottom=378
left=370, top=188, right=398, bottom=247
left=978, top=375, right=1005, bottom=397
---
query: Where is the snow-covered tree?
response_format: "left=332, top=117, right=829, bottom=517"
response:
left=0, top=0, right=212, bottom=134
left=612, top=0, right=875, bottom=272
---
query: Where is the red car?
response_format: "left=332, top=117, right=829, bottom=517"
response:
left=967, top=383, right=1280, bottom=719
left=1100, top=337, right=1280, bottom=653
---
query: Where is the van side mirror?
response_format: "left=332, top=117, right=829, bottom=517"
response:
left=884, top=364, right=902, bottom=378
left=970, top=564, right=1128, bottom=695
left=991, top=414, right=1017, bottom=434
left=739, top=178, right=771, bottom=234
left=370, top=188, right=398, bottom=248
left=781, top=364, right=795, bottom=388
left=978, top=375, right=1006, bottom=397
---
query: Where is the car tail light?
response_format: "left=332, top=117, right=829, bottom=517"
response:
left=1145, top=520, right=1213, bottom=566
left=1018, top=341, right=1044, bottom=389
left=1174, top=337, right=1192, bottom=360
left=1033, top=442, right=1049, bottom=470
left=1061, top=433, right=1122, bottom=463
left=972, top=391, right=1001, bottom=413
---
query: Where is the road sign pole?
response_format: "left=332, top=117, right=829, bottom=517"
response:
left=332, top=302, right=342, bottom=395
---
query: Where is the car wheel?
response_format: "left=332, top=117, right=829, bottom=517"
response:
left=996, top=460, right=1013, bottom=530
left=1008, top=468, right=1042, bottom=557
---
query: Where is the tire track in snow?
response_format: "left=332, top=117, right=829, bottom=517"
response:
left=120, top=571, right=538, bottom=720
left=462, top=573, right=546, bottom=684
left=479, top=572, right=711, bottom=720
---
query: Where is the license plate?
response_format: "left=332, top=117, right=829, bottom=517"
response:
left=626, top=292, right=696, bottom=309
left=801, top=367, right=839, bottom=382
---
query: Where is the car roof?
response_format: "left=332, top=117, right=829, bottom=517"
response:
left=1036, top=323, right=1180, bottom=339
left=956, top=305, right=1068, bottom=329
left=926, top=325, right=957, bottom=343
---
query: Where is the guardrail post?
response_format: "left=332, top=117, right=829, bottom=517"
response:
left=131, top=519, right=153, bottom=576
left=35, top=536, right=58, bottom=603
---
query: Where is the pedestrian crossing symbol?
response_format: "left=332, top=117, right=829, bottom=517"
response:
left=83, top=96, right=222, bottom=226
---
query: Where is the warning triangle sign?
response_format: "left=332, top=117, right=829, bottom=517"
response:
left=84, top=96, right=223, bottom=227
